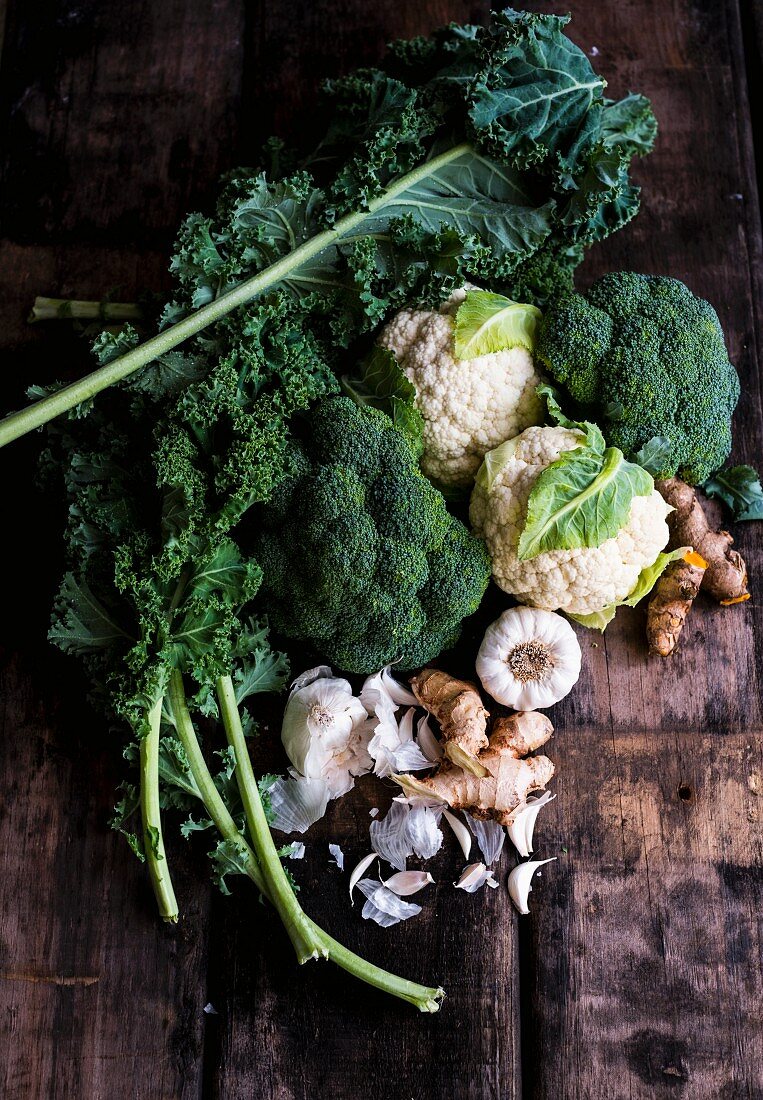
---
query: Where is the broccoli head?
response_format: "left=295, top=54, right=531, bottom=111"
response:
left=536, top=272, right=740, bottom=484
left=255, top=396, right=491, bottom=674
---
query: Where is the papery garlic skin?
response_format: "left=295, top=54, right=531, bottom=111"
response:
left=361, top=667, right=432, bottom=776
left=281, top=666, right=372, bottom=797
left=508, top=857, right=556, bottom=914
left=357, top=879, right=423, bottom=927
left=477, top=607, right=581, bottom=710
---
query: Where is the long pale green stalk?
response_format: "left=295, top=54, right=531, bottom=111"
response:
left=140, top=697, right=179, bottom=922
left=216, top=674, right=324, bottom=962
left=215, top=673, right=444, bottom=1011
left=28, top=297, right=144, bottom=323
left=0, top=142, right=470, bottom=448
left=167, top=669, right=443, bottom=1010
left=167, top=670, right=324, bottom=963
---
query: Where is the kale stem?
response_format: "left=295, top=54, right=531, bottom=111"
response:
left=0, top=142, right=471, bottom=447
left=140, top=697, right=179, bottom=923
left=167, top=669, right=267, bottom=895
left=215, top=674, right=327, bottom=963
left=215, top=673, right=445, bottom=1011
left=167, top=669, right=443, bottom=1008
left=28, top=297, right=144, bottom=323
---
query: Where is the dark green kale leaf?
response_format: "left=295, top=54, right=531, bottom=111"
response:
left=702, top=465, right=763, bottom=522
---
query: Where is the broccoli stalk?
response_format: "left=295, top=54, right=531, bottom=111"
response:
left=167, top=669, right=445, bottom=1011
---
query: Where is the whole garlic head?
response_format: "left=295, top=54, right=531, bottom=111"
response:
left=476, top=607, right=581, bottom=710
left=281, top=666, right=372, bottom=797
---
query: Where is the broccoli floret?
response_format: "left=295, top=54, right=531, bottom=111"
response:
left=536, top=272, right=741, bottom=484
left=255, top=396, right=491, bottom=673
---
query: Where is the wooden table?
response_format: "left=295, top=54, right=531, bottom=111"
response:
left=1, top=2, right=762, bottom=1096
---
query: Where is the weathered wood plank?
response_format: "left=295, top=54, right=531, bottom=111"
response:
left=521, top=1, right=763, bottom=1095
left=0, top=656, right=209, bottom=1099
left=0, top=2, right=250, bottom=1097
left=2, top=1, right=763, bottom=1098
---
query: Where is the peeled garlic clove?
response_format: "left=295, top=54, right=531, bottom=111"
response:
left=442, top=809, right=472, bottom=860
left=416, top=713, right=443, bottom=763
left=507, top=792, right=556, bottom=857
left=522, top=791, right=555, bottom=855
left=383, top=871, right=434, bottom=896
left=508, top=857, right=556, bottom=914
left=506, top=804, right=531, bottom=858
left=349, top=853, right=377, bottom=901
left=454, top=862, right=499, bottom=893
left=476, top=607, right=582, bottom=710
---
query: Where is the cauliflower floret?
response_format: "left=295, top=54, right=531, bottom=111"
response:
left=470, top=425, right=672, bottom=616
left=379, top=294, right=545, bottom=488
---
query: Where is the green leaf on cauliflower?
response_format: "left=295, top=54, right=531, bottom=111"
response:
left=568, top=546, right=689, bottom=630
left=523, top=383, right=653, bottom=561
left=518, top=442, right=654, bottom=560
left=539, top=381, right=607, bottom=452
left=453, top=290, right=542, bottom=358
left=475, top=436, right=523, bottom=495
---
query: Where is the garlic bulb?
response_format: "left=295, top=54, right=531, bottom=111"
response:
left=476, top=607, right=582, bottom=710
left=281, top=666, right=372, bottom=797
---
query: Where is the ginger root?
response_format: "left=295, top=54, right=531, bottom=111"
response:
left=656, top=477, right=749, bottom=602
left=395, top=710, right=554, bottom=826
left=410, top=668, right=490, bottom=778
left=647, top=549, right=707, bottom=656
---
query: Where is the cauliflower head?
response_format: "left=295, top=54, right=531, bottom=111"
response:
left=378, top=291, right=545, bottom=489
left=470, top=425, right=671, bottom=616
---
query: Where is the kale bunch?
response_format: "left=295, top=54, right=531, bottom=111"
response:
left=2, top=8, right=658, bottom=447
left=256, top=398, right=491, bottom=673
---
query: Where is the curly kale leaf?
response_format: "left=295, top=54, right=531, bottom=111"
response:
left=702, top=465, right=763, bottom=522
left=467, top=11, right=606, bottom=168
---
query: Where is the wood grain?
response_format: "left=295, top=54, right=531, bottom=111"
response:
left=0, top=2, right=246, bottom=1098
left=0, top=0, right=762, bottom=1098
left=521, top=2, right=763, bottom=1096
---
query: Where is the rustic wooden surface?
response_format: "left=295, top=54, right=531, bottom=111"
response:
left=0, top=1, right=762, bottom=1097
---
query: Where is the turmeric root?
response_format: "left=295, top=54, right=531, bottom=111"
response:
left=656, top=477, right=749, bottom=602
left=647, top=550, right=707, bottom=656
left=410, top=668, right=489, bottom=778
left=394, top=711, right=554, bottom=827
